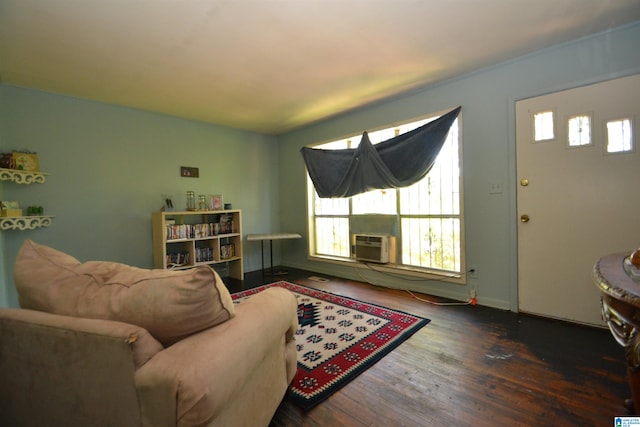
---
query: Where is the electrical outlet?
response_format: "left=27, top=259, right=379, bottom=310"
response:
left=468, top=265, right=478, bottom=278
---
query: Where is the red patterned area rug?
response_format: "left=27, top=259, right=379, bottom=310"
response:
left=231, top=281, right=430, bottom=410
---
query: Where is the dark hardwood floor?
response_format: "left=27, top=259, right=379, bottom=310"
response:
left=228, top=267, right=630, bottom=426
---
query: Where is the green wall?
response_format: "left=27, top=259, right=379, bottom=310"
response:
left=0, top=87, right=279, bottom=307
left=2, top=22, right=638, bottom=310
left=277, top=22, right=640, bottom=310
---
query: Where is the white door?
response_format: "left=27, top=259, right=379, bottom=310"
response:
left=516, top=74, right=640, bottom=326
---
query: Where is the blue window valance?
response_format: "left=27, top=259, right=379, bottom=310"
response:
left=301, top=106, right=461, bottom=198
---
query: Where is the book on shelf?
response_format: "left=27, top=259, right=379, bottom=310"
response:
left=219, top=214, right=234, bottom=234
left=165, top=224, right=193, bottom=240
left=165, top=218, right=235, bottom=241
left=195, top=246, right=214, bottom=263
left=166, top=251, right=190, bottom=267
left=220, top=243, right=235, bottom=259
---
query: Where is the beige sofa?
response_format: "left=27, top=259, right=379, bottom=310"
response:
left=0, top=240, right=299, bottom=427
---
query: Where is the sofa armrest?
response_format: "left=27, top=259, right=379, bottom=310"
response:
left=0, top=308, right=164, bottom=427
left=135, top=286, right=299, bottom=427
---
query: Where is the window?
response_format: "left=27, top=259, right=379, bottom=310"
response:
left=307, top=111, right=463, bottom=278
left=533, top=110, right=554, bottom=142
left=567, top=114, right=592, bottom=147
left=606, top=118, right=634, bottom=153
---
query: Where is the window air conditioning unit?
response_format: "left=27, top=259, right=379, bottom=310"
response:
left=354, top=234, right=390, bottom=264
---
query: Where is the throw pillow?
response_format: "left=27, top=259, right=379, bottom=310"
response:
left=14, top=239, right=236, bottom=345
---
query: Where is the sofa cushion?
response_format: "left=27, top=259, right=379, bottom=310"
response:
left=14, top=239, right=236, bottom=346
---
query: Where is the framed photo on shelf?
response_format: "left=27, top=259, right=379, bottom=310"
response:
left=161, top=194, right=175, bottom=212
left=12, top=152, right=39, bottom=172
left=210, top=194, right=223, bottom=210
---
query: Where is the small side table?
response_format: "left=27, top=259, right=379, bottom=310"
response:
left=593, top=252, right=640, bottom=413
left=247, top=232, right=302, bottom=276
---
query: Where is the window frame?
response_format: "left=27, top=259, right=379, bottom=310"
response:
left=566, top=112, right=594, bottom=149
left=532, top=110, right=556, bottom=143
left=604, top=116, right=635, bottom=155
left=304, top=109, right=466, bottom=285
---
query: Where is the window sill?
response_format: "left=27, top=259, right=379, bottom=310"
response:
left=308, top=254, right=466, bottom=285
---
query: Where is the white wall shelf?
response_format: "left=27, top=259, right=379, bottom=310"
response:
left=0, top=215, right=55, bottom=230
left=0, top=168, right=49, bottom=184
left=0, top=167, right=54, bottom=230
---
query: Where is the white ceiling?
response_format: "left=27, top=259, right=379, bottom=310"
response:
left=1, top=1, right=639, bottom=135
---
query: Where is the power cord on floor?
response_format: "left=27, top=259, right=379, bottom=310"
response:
left=354, top=261, right=475, bottom=307
left=406, top=289, right=473, bottom=306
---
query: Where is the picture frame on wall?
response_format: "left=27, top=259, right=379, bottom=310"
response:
left=180, top=166, right=199, bottom=177
left=210, top=194, right=223, bottom=210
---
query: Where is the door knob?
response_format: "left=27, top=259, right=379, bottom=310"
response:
left=520, top=178, right=529, bottom=186
left=520, top=214, right=530, bottom=223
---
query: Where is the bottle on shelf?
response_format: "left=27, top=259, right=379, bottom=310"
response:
left=186, top=191, right=196, bottom=211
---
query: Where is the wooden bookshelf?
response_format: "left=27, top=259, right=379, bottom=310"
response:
left=152, top=209, right=243, bottom=280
